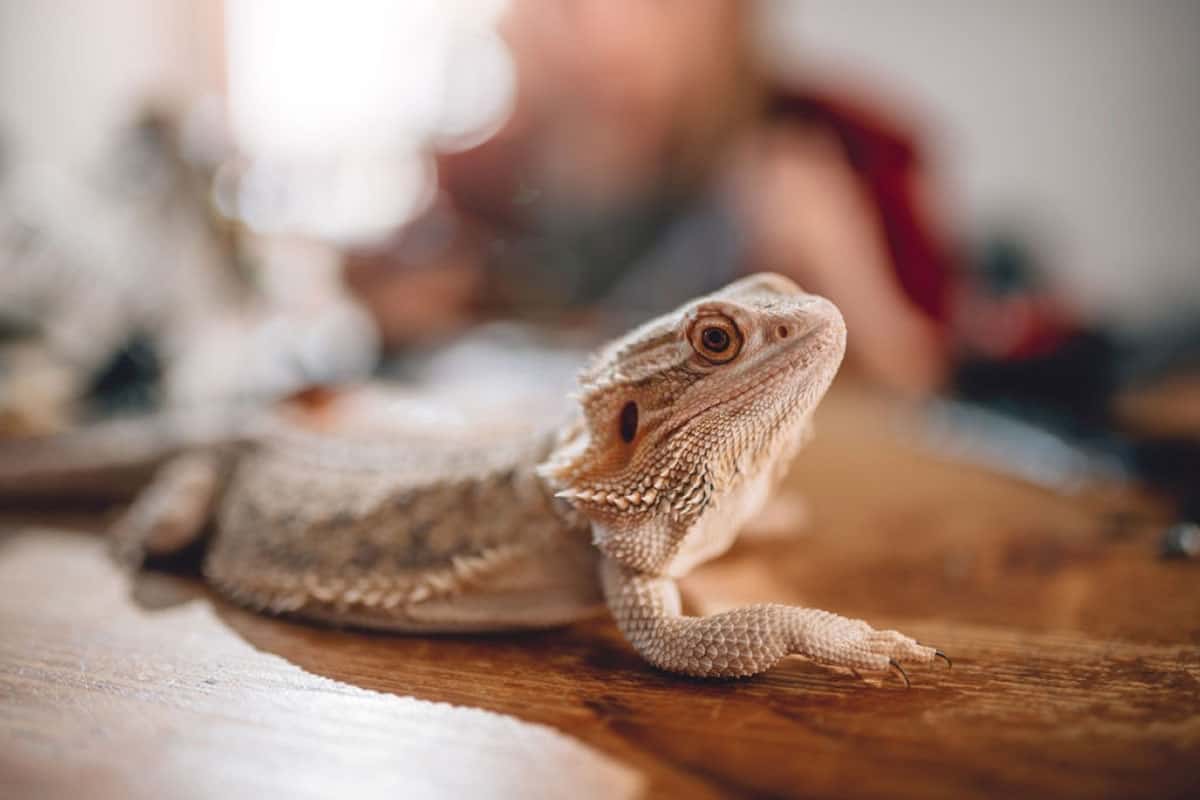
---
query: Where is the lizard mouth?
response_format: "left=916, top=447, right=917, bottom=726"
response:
left=739, top=329, right=841, bottom=415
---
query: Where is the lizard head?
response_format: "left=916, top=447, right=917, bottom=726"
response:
left=539, top=272, right=846, bottom=575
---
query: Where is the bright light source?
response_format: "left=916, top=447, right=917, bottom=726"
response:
left=223, top=0, right=513, bottom=242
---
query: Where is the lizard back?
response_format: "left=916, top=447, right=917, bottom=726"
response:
left=204, top=420, right=603, bottom=631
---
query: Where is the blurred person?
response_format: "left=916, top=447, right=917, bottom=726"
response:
left=345, top=0, right=952, bottom=395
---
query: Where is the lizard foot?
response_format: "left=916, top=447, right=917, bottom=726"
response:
left=792, top=611, right=942, bottom=685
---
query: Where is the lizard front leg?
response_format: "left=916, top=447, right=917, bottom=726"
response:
left=110, top=452, right=223, bottom=567
left=601, top=557, right=940, bottom=680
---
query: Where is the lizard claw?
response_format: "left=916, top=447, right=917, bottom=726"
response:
left=934, top=649, right=952, bottom=670
left=888, top=658, right=911, bottom=689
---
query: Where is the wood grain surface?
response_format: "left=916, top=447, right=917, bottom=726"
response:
left=2, top=382, right=1198, bottom=799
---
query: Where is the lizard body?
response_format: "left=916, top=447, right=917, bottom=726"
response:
left=111, top=273, right=942, bottom=680
left=114, top=424, right=604, bottom=632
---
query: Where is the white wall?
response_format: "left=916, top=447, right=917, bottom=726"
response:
left=762, top=0, right=1200, bottom=323
left=0, top=0, right=223, bottom=168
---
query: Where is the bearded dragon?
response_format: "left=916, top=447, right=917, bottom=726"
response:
left=103, top=273, right=944, bottom=681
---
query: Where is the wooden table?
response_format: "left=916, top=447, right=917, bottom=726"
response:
left=2, top=382, right=1198, bottom=799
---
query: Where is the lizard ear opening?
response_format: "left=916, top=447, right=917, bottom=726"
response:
left=619, top=401, right=639, bottom=443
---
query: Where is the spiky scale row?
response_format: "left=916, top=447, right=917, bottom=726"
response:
left=207, top=540, right=535, bottom=620
left=554, top=487, right=659, bottom=511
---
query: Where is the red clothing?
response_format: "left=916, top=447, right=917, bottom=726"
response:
left=768, top=89, right=955, bottom=325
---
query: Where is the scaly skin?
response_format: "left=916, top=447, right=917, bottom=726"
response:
left=111, top=273, right=942, bottom=681
left=541, top=272, right=940, bottom=678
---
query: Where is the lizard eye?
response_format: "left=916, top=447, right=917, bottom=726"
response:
left=619, top=401, right=639, bottom=443
left=703, top=327, right=729, bottom=351
left=688, top=315, right=742, bottom=364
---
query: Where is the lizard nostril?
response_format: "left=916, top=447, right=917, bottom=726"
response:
left=776, top=325, right=790, bottom=340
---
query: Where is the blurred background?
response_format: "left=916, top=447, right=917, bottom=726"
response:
left=1, top=1, right=1198, bottom=530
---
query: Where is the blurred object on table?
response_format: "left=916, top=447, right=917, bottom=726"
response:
left=1161, top=522, right=1200, bottom=561
left=928, top=229, right=1200, bottom=545
left=0, top=108, right=378, bottom=437
left=0, top=109, right=237, bottom=432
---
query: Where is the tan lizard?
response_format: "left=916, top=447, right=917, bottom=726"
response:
left=108, top=272, right=945, bottom=681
